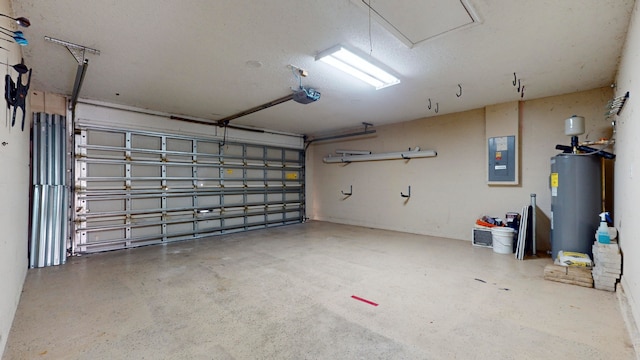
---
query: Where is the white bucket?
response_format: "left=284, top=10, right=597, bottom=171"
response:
left=491, top=227, right=515, bottom=254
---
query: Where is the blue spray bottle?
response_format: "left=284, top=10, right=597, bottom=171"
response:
left=597, top=212, right=611, bottom=244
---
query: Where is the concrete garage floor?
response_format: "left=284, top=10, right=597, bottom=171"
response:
left=4, top=221, right=636, bottom=359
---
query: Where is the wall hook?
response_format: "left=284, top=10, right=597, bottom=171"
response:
left=427, top=98, right=432, bottom=110
left=521, top=85, right=525, bottom=98
left=517, top=79, right=521, bottom=93
left=434, top=103, right=439, bottom=113
left=456, top=84, right=462, bottom=97
left=341, top=185, right=353, bottom=196
left=401, top=186, right=411, bottom=198
left=512, top=73, right=517, bottom=86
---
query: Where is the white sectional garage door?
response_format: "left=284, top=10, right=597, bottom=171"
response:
left=73, top=111, right=304, bottom=254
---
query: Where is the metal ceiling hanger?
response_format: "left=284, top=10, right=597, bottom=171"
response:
left=44, top=36, right=101, bottom=111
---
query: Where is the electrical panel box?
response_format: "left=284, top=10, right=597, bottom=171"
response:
left=488, top=135, right=516, bottom=183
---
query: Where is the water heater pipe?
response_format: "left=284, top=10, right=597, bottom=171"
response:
left=601, top=158, right=606, bottom=212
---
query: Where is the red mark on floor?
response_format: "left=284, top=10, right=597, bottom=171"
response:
left=351, top=295, right=378, bottom=306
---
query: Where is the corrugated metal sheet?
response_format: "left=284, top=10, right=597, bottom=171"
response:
left=30, top=113, right=69, bottom=268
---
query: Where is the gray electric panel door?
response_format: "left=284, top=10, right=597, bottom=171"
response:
left=488, top=136, right=516, bottom=182
left=550, top=154, right=600, bottom=259
left=74, top=125, right=304, bottom=254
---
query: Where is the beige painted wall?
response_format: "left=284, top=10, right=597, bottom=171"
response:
left=614, top=0, right=640, bottom=336
left=30, top=91, right=67, bottom=115
left=0, top=0, right=29, bottom=354
left=307, top=87, right=613, bottom=252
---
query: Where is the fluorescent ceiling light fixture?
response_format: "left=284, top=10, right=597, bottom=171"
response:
left=316, top=45, right=400, bottom=89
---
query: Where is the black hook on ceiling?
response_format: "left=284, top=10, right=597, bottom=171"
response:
left=456, top=84, right=462, bottom=98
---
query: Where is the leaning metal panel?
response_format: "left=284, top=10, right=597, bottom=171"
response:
left=30, top=113, right=69, bottom=267
left=73, top=124, right=305, bottom=253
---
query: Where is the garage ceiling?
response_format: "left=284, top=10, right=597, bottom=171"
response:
left=10, top=0, right=635, bottom=135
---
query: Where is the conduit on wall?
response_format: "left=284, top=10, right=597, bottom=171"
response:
left=323, top=148, right=437, bottom=163
left=30, top=113, right=69, bottom=268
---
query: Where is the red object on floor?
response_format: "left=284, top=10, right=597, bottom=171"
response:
left=351, top=295, right=378, bottom=306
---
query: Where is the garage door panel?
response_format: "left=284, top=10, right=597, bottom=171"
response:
left=285, top=211, right=301, bottom=220
left=285, top=149, right=301, bottom=161
left=130, top=152, right=163, bottom=162
left=87, top=198, right=124, bottom=213
left=197, top=141, right=219, bottom=154
left=285, top=193, right=301, bottom=201
left=266, top=148, right=282, bottom=159
left=131, top=164, right=161, bottom=178
left=74, top=125, right=304, bottom=253
left=166, top=138, right=192, bottom=152
left=87, top=229, right=126, bottom=243
left=246, top=146, right=263, bottom=158
left=89, top=181, right=126, bottom=190
left=131, top=134, right=161, bottom=150
left=267, top=193, right=284, bottom=202
left=166, top=165, right=191, bottom=177
left=198, top=219, right=222, bottom=230
left=223, top=168, right=244, bottom=179
left=224, top=217, right=245, bottom=227
left=246, top=194, right=264, bottom=203
left=131, top=180, right=162, bottom=189
left=247, top=214, right=266, bottom=224
left=132, top=198, right=161, bottom=211
left=166, top=196, right=193, bottom=209
left=88, top=130, right=124, bottom=147
left=223, top=194, right=244, bottom=205
left=130, top=225, right=163, bottom=239
left=223, top=144, right=244, bottom=157
left=165, top=180, right=194, bottom=189
left=87, top=149, right=125, bottom=159
left=87, top=163, right=124, bottom=177
left=198, top=167, right=220, bottom=179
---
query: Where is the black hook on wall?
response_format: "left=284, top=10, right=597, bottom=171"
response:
left=521, top=85, right=525, bottom=98
left=435, top=103, right=439, bottom=113
left=401, top=186, right=411, bottom=198
left=427, top=98, right=432, bottom=110
left=341, top=185, right=353, bottom=196
left=512, top=73, right=517, bottom=86
left=456, top=84, right=462, bottom=97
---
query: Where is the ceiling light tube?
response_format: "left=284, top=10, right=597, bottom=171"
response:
left=316, top=45, right=400, bottom=89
